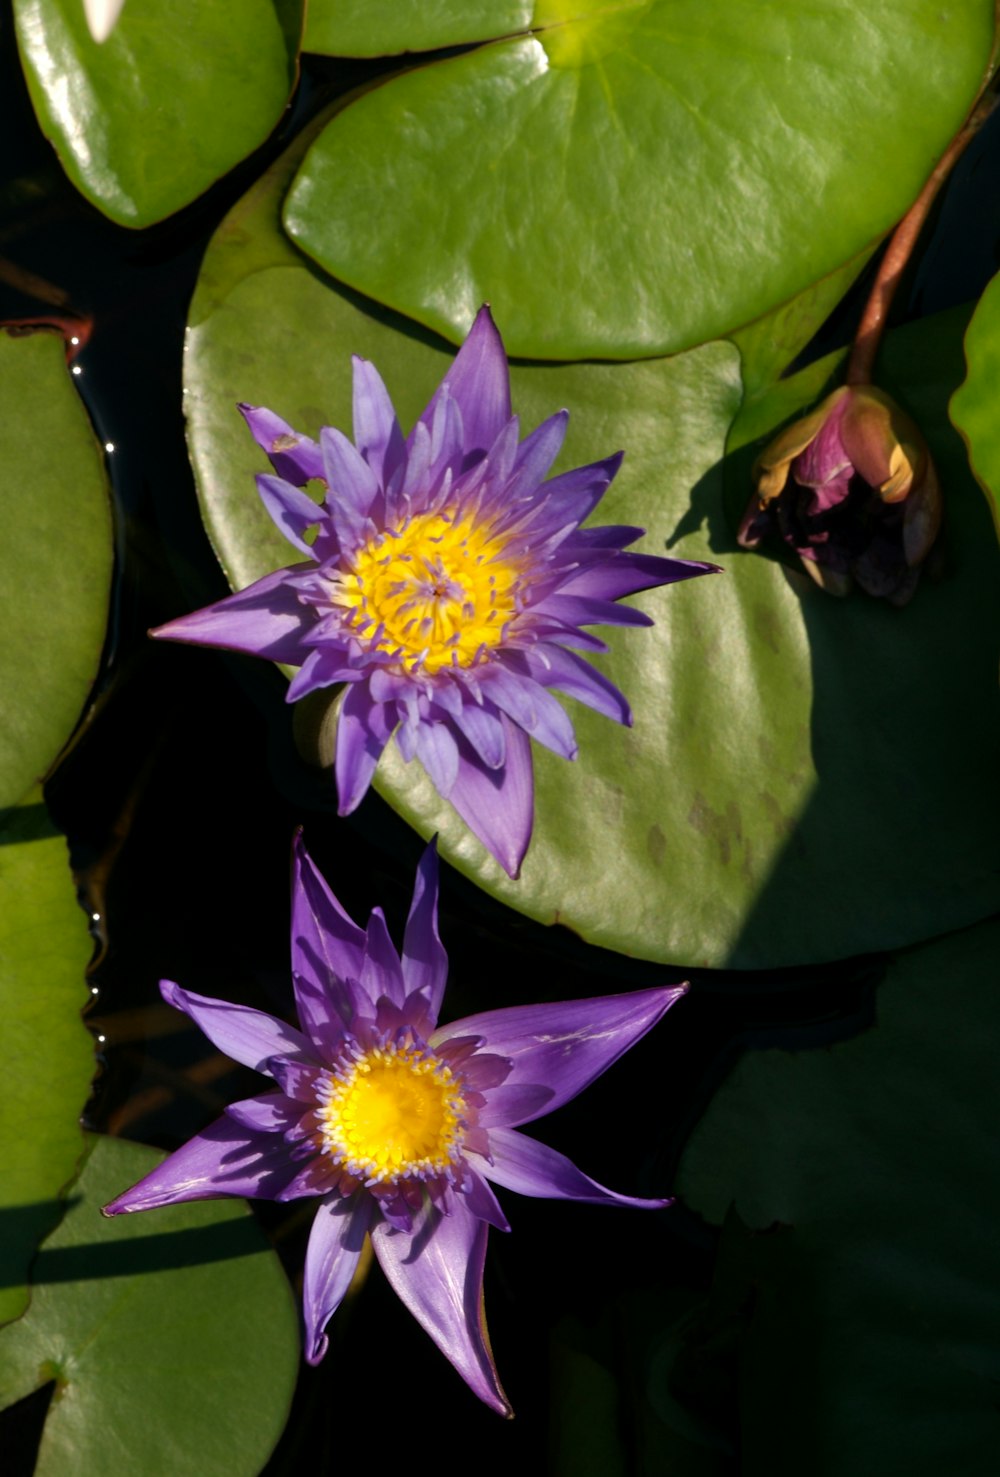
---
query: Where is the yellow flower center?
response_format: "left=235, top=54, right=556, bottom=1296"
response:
left=335, top=511, right=523, bottom=675
left=320, top=1045, right=467, bottom=1183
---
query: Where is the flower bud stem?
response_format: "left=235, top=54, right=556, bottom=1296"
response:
left=846, top=89, right=999, bottom=387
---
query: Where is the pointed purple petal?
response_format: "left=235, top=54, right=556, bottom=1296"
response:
left=506, top=411, right=569, bottom=502
left=482, top=1128, right=671, bottom=1209
left=256, top=474, right=324, bottom=557
left=321, top=425, right=381, bottom=551
left=291, top=833, right=367, bottom=1046
left=512, top=645, right=630, bottom=724
left=461, top=1169, right=511, bottom=1231
left=160, top=979, right=314, bottom=1072
left=416, top=306, right=512, bottom=461
left=359, top=907, right=406, bottom=1007
left=151, top=567, right=314, bottom=663
left=433, top=985, right=687, bottom=1126
left=103, top=1114, right=300, bottom=1213
left=447, top=719, right=533, bottom=879
left=335, top=683, right=396, bottom=814
left=225, top=1091, right=304, bottom=1133
left=415, top=718, right=460, bottom=796
left=239, top=404, right=324, bottom=485
left=352, top=356, right=405, bottom=487
left=448, top=698, right=506, bottom=770
left=371, top=1196, right=511, bottom=1415
left=476, top=666, right=578, bottom=760
left=303, top=1193, right=374, bottom=1364
left=539, top=593, right=653, bottom=630
left=401, top=840, right=449, bottom=1022
left=558, top=552, right=720, bottom=601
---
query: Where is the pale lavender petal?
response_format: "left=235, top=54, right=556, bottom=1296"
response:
left=513, top=645, right=630, bottom=724
left=256, top=474, right=323, bottom=556
left=335, top=682, right=396, bottom=814
left=358, top=907, right=405, bottom=1007
left=103, top=1114, right=300, bottom=1213
left=239, top=404, right=324, bottom=485
left=303, top=1192, right=374, bottom=1365
left=482, top=1128, right=671, bottom=1210
left=416, top=306, right=511, bottom=461
left=401, top=840, right=448, bottom=1021
left=433, top=985, right=688, bottom=1126
left=225, top=1091, right=304, bottom=1133
left=415, top=717, right=460, bottom=796
left=371, top=1196, right=511, bottom=1416
left=447, top=719, right=533, bottom=879
left=476, top=666, right=578, bottom=760
left=151, top=567, right=314, bottom=663
left=461, top=1168, right=511, bottom=1232
left=352, top=356, right=405, bottom=486
left=160, top=980, right=314, bottom=1071
left=506, top=410, right=568, bottom=501
left=449, top=699, right=506, bottom=770
left=291, top=832, right=367, bottom=1044
left=321, top=425, right=381, bottom=550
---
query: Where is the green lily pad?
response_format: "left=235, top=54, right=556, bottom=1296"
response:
left=0, top=1134, right=299, bottom=1477
left=0, top=330, right=113, bottom=811
left=676, top=917, right=1000, bottom=1472
left=0, top=790, right=94, bottom=1328
left=949, top=265, right=1000, bottom=543
left=284, top=0, right=992, bottom=359
left=303, top=0, right=530, bottom=56
left=184, top=124, right=1000, bottom=968
left=14, top=0, right=302, bottom=227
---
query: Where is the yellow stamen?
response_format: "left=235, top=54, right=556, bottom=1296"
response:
left=320, top=1045, right=467, bottom=1182
left=333, top=511, right=523, bottom=675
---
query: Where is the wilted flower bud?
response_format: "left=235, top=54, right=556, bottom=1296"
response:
left=738, top=385, right=941, bottom=604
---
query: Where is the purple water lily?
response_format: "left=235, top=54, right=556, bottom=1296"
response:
left=104, top=837, right=686, bottom=1414
left=154, top=307, right=715, bottom=875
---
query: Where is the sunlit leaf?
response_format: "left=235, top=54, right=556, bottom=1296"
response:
left=0, top=790, right=93, bottom=1328
left=184, top=125, right=1000, bottom=966
left=303, top=0, right=529, bottom=56
left=0, top=1134, right=299, bottom=1477
left=285, top=0, right=992, bottom=358
left=0, top=330, right=112, bottom=811
left=14, top=0, right=302, bottom=227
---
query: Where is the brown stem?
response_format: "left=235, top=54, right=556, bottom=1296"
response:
left=847, top=92, right=998, bottom=386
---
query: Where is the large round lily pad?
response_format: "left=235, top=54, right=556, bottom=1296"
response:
left=183, top=126, right=1000, bottom=968
left=15, top=0, right=302, bottom=227
left=0, top=329, right=113, bottom=810
left=284, top=0, right=992, bottom=359
left=0, top=1134, right=299, bottom=1477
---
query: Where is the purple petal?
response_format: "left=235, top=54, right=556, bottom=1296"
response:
left=415, top=717, right=460, bottom=796
left=151, top=567, right=314, bottom=663
left=449, top=698, right=506, bottom=770
left=358, top=907, right=405, bottom=1008
left=256, top=474, right=324, bottom=557
left=160, top=980, right=314, bottom=1072
left=103, top=1114, right=300, bottom=1213
left=416, top=306, right=512, bottom=462
left=286, top=648, right=364, bottom=704
left=433, top=985, right=688, bottom=1126
left=557, top=552, right=719, bottom=601
left=371, top=1196, right=511, bottom=1416
left=475, top=1083, right=555, bottom=1127
left=335, top=682, right=396, bottom=814
left=401, top=840, right=449, bottom=1022
left=352, top=356, right=405, bottom=487
left=303, top=1193, right=374, bottom=1364
left=320, top=425, right=381, bottom=551
left=513, top=645, right=630, bottom=725
left=461, top=1169, right=511, bottom=1232
left=291, top=832, right=367, bottom=1045
left=506, top=411, right=568, bottom=502
left=447, top=719, right=533, bottom=879
left=476, top=666, right=578, bottom=760
left=239, top=404, right=324, bottom=485
left=539, top=593, right=653, bottom=630
left=481, top=1128, right=671, bottom=1210
left=225, top=1091, right=305, bottom=1133
left=494, top=453, right=622, bottom=540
